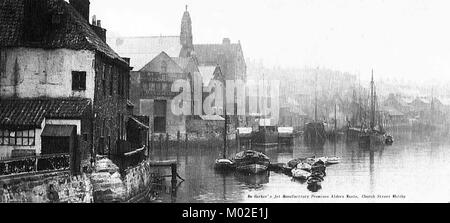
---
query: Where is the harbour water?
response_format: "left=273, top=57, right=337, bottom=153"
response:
left=148, top=129, right=450, bottom=203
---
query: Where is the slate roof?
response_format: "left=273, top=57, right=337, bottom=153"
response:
left=0, top=0, right=127, bottom=65
left=107, top=36, right=182, bottom=70
left=193, top=43, right=243, bottom=65
left=0, top=98, right=91, bottom=130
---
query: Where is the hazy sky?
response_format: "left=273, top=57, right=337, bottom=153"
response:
left=91, top=0, right=450, bottom=82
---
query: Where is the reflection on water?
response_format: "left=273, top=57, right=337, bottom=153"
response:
left=148, top=130, right=450, bottom=203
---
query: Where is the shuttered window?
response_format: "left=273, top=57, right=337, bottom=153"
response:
left=72, top=71, right=86, bottom=90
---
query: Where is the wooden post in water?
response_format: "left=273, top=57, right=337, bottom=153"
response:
left=177, top=131, right=181, bottom=150
left=166, top=133, right=169, bottom=150
left=150, top=133, right=154, bottom=152
left=159, top=134, right=163, bottom=151
left=171, top=163, right=177, bottom=184
left=185, top=133, right=188, bottom=150
left=236, top=130, right=240, bottom=151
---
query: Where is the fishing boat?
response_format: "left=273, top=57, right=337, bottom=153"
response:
left=251, top=120, right=279, bottom=147
left=233, top=150, right=270, bottom=174
left=291, top=168, right=311, bottom=180
left=234, top=171, right=270, bottom=186
left=304, top=72, right=327, bottom=144
left=359, top=71, right=387, bottom=147
left=214, top=96, right=235, bottom=171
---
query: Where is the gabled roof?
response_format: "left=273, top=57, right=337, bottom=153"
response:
left=0, top=0, right=127, bottom=65
left=0, top=98, right=91, bottom=130
left=107, top=36, right=182, bottom=70
left=140, top=51, right=184, bottom=74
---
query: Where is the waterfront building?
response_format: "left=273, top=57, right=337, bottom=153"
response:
left=0, top=0, right=146, bottom=175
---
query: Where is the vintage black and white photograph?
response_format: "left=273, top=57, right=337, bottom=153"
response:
left=0, top=0, right=449, bottom=204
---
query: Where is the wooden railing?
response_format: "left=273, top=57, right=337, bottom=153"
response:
left=0, top=153, right=70, bottom=177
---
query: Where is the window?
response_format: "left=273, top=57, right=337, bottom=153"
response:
left=118, top=71, right=126, bottom=97
left=0, top=50, right=6, bottom=76
left=156, top=83, right=162, bottom=92
left=103, top=65, right=110, bottom=96
left=72, top=71, right=86, bottom=90
left=149, top=83, right=156, bottom=91
left=109, top=67, right=114, bottom=96
left=161, top=83, right=169, bottom=92
left=154, top=100, right=167, bottom=133
left=154, top=117, right=166, bottom=133
left=0, top=129, right=35, bottom=146
left=118, top=72, right=123, bottom=96
left=161, top=61, right=168, bottom=73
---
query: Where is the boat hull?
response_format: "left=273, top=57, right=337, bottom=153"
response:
left=236, top=164, right=268, bottom=174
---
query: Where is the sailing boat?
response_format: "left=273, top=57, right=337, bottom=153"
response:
left=304, top=71, right=326, bottom=144
left=358, top=71, right=387, bottom=147
left=214, top=75, right=234, bottom=170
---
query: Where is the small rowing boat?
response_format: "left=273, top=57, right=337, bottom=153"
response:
left=291, top=168, right=311, bottom=180
left=214, top=158, right=235, bottom=170
left=325, top=157, right=341, bottom=165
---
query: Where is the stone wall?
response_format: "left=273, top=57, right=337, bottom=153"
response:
left=1, top=158, right=161, bottom=203
left=0, top=171, right=93, bottom=203
left=123, top=160, right=155, bottom=200
left=91, top=158, right=157, bottom=203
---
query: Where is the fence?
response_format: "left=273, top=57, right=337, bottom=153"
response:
left=0, top=153, right=71, bottom=177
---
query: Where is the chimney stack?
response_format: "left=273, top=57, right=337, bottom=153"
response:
left=69, top=0, right=90, bottom=22
left=90, top=15, right=106, bottom=42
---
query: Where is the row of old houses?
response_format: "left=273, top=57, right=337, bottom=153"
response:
left=0, top=0, right=247, bottom=177
left=0, top=0, right=140, bottom=176
left=107, top=6, right=247, bottom=138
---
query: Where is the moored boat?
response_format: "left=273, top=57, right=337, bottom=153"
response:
left=291, top=168, right=311, bottom=180
left=325, top=157, right=341, bottom=165
left=214, top=158, right=235, bottom=171
left=385, top=134, right=394, bottom=145
left=233, top=150, right=270, bottom=174
left=297, top=162, right=312, bottom=171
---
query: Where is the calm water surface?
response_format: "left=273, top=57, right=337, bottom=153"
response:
left=149, top=130, right=450, bottom=203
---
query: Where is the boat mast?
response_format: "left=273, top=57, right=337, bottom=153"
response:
left=334, top=103, right=337, bottom=131
left=314, top=70, right=318, bottom=122
left=223, top=75, right=227, bottom=158
left=370, top=70, right=375, bottom=130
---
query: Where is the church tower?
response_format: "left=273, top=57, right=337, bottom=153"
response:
left=180, top=5, right=194, bottom=57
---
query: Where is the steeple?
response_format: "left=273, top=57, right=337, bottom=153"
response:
left=180, top=5, right=194, bottom=57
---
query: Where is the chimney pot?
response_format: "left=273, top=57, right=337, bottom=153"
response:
left=97, top=20, right=101, bottom=27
